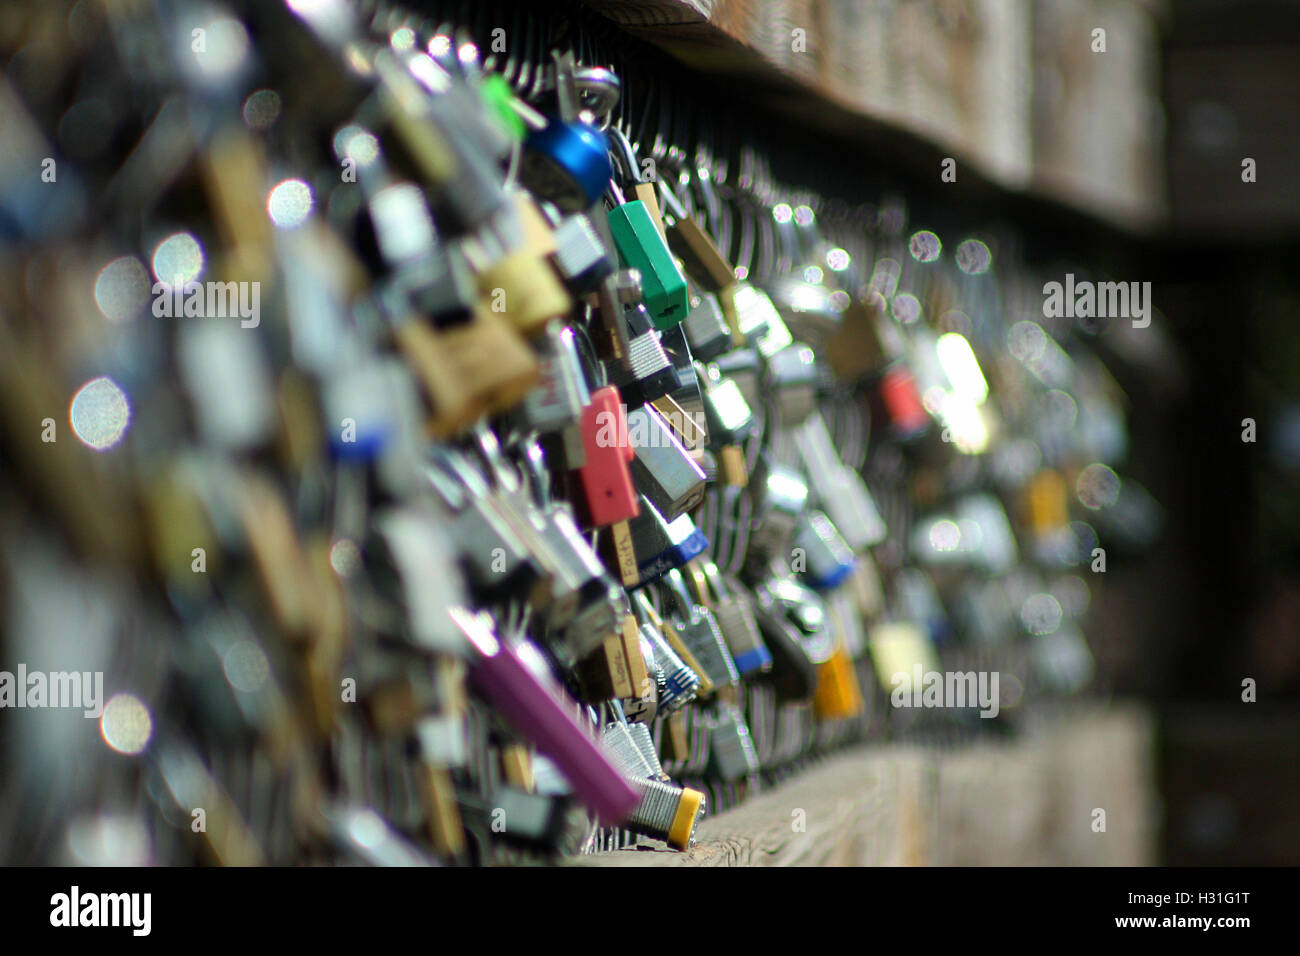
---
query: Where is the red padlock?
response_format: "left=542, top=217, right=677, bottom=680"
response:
left=578, top=385, right=640, bottom=526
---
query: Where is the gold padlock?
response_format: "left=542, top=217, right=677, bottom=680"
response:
left=476, top=252, right=573, bottom=338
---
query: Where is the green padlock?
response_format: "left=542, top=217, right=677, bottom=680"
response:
left=606, top=200, right=690, bottom=330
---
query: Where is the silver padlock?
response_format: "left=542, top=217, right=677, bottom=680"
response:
left=626, top=495, right=710, bottom=582
left=632, top=594, right=699, bottom=712
left=552, top=212, right=616, bottom=293
left=708, top=701, right=760, bottom=781
left=664, top=570, right=740, bottom=690
left=746, top=460, right=809, bottom=562
left=793, top=412, right=887, bottom=550
left=793, top=510, right=857, bottom=592
left=681, top=290, right=732, bottom=362
left=700, top=369, right=754, bottom=448
left=766, top=343, right=819, bottom=427
left=626, top=403, right=707, bottom=522
left=520, top=321, right=591, bottom=435
left=701, top=561, right=772, bottom=677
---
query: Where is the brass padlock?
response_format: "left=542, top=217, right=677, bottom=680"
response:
left=394, top=310, right=539, bottom=437
left=476, top=251, right=573, bottom=338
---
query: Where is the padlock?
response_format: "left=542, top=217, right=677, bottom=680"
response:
left=664, top=570, right=740, bottom=690
left=422, top=458, right=551, bottom=609
left=623, top=778, right=705, bottom=851
left=372, top=506, right=470, bottom=653
left=366, top=180, right=440, bottom=271
left=606, top=200, right=690, bottom=329
left=625, top=721, right=666, bottom=779
left=681, top=290, right=734, bottom=362
left=700, top=369, right=754, bottom=447
left=720, top=283, right=793, bottom=358
left=879, top=363, right=930, bottom=439
left=793, top=412, right=888, bottom=551
left=812, top=641, right=866, bottom=722
left=393, top=309, right=539, bottom=436
left=474, top=248, right=573, bottom=338
left=606, top=300, right=682, bottom=406
left=453, top=607, right=638, bottom=824
left=575, top=635, right=636, bottom=701
left=519, top=321, right=591, bottom=435
left=554, top=580, right=632, bottom=667
left=712, top=345, right=763, bottom=414
left=594, top=268, right=642, bottom=369
left=625, top=495, right=709, bottom=583
left=793, top=510, right=857, bottom=591
left=746, top=459, right=809, bottom=563
left=601, top=719, right=657, bottom=779
left=650, top=392, right=707, bottom=454
left=522, top=118, right=611, bottom=213
left=632, top=620, right=699, bottom=714
left=753, top=577, right=837, bottom=701
left=531, top=500, right=615, bottom=630
left=708, top=701, right=760, bottom=781
left=484, top=785, right=572, bottom=850
left=551, top=212, right=616, bottom=294
left=700, top=561, right=773, bottom=677
left=576, top=385, right=639, bottom=527
left=767, top=343, right=820, bottom=426
left=626, top=403, right=707, bottom=522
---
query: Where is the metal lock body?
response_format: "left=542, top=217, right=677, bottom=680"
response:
left=475, top=249, right=573, bottom=338
left=551, top=213, right=615, bottom=293
left=745, top=460, right=809, bottom=563
left=664, top=569, right=740, bottom=691
left=751, top=578, right=832, bottom=702
left=483, top=786, right=573, bottom=851
left=519, top=322, right=591, bottom=436
left=667, top=215, right=737, bottom=293
left=633, top=618, right=699, bottom=713
left=669, top=606, right=740, bottom=691
left=626, top=403, right=707, bottom=522
left=707, top=702, right=760, bottom=781
left=606, top=302, right=682, bottom=406
left=766, top=343, right=819, bottom=427
left=712, top=346, right=763, bottom=415
left=700, top=370, right=754, bottom=450
left=522, top=119, right=611, bottom=213
left=557, top=580, right=631, bottom=666
left=394, top=309, right=540, bottom=435
left=720, top=283, right=793, bottom=357
left=601, top=719, right=657, bottom=779
left=701, top=562, right=773, bottom=677
left=532, top=501, right=612, bottom=629
left=626, top=496, right=709, bottom=583
left=681, top=290, right=733, bottom=362
left=623, top=778, right=705, bottom=851
left=793, top=413, right=887, bottom=550
left=793, top=510, right=857, bottom=592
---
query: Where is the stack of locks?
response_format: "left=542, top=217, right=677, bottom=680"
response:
left=0, top=0, right=1158, bottom=864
